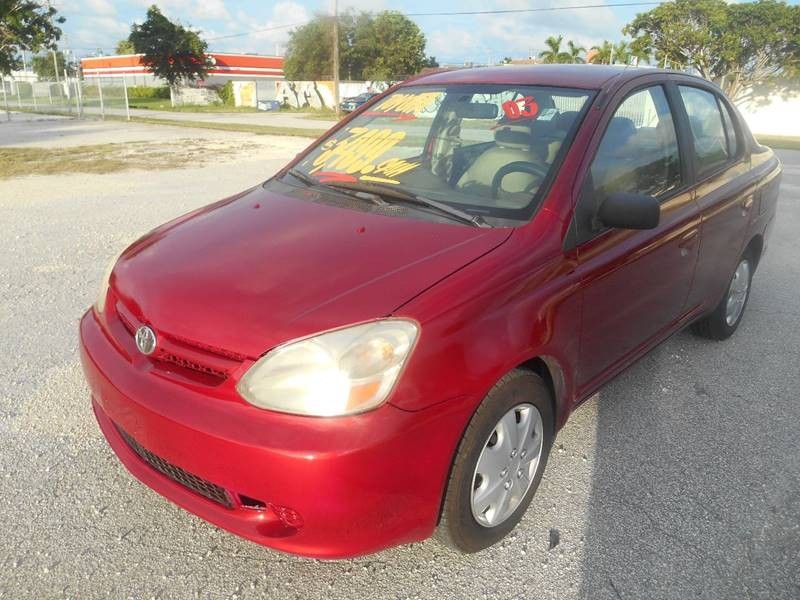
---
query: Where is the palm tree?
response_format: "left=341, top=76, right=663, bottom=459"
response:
left=613, top=40, right=631, bottom=65
left=589, top=39, right=650, bottom=66
left=590, top=40, right=614, bottom=64
left=567, top=40, right=586, bottom=64
left=628, top=43, right=650, bottom=66
left=539, top=35, right=565, bottom=64
left=539, top=36, right=587, bottom=64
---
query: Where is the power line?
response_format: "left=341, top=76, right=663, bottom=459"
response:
left=202, top=2, right=664, bottom=43
left=206, top=21, right=307, bottom=42
left=405, top=2, right=662, bottom=17
left=63, top=1, right=666, bottom=52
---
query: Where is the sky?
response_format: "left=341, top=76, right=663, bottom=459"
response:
left=47, top=0, right=798, bottom=65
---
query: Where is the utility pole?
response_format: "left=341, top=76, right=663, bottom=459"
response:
left=46, top=2, right=60, bottom=83
left=52, top=50, right=60, bottom=83
left=332, top=0, right=340, bottom=119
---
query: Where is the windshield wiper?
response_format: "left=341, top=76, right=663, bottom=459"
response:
left=284, top=169, right=389, bottom=205
left=284, top=170, right=490, bottom=228
left=285, top=168, right=323, bottom=188
left=325, top=181, right=491, bottom=228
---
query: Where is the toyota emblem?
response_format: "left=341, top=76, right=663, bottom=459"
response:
left=135, top=325, right=157, bottom=355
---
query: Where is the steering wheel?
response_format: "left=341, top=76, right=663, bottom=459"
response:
left=491, top=161, right=548, bottom=199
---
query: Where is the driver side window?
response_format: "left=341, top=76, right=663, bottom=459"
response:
left=574, top=85, right=681, bottom=244
left=591, top=85, right=681, bottom=204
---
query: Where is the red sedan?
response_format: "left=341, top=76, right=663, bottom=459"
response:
left=80, top=65, right=781, bottom=558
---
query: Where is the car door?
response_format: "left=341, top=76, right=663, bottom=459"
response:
left=674, top=84, right=756, bottom=310
left=568, top=82, right=701, bottom=395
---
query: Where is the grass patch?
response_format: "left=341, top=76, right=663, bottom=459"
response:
left=5, top=108, right=329, bottom=138
left=276, top=106, right=339, bottom=120
left=129, top=99, right=261, bottom=113
left=0, top=139, right=250, bottom=179
left=756, top=135, right=800, bottom=151
left=302, top=111, right=342, bottom=121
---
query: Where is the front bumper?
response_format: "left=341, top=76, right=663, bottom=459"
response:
left=80, top=309, right=468, bottom=558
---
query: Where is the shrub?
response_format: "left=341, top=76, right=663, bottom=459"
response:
left=217, top=81, right=235, bottom=106
left=127, top=85, right=170, bottom=99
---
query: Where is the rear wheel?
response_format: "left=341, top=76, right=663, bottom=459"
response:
left=436, top=369, right=553, bottom=553
left=691, top=250, right=753, bottom=340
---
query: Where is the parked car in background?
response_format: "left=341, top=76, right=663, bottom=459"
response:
left=81, top=65, right=781, bottom=559
left=257, top=99, right=281, bottom=111
left=339, top=91, right=380, bottom=113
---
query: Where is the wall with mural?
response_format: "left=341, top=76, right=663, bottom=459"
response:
left=274, top=81, right=391, bottom=109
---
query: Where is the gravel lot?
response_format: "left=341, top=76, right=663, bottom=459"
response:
left=1, top=116, right=798, bottom=599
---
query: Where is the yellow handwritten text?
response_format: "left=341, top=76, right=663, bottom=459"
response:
left=308, top=127, right=419, bottom=183
left=375, top=92, right=443, bottom=115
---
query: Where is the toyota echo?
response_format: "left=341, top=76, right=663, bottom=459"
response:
left=80, top=65, right=781, bottom=558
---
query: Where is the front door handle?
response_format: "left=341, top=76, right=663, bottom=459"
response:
left=742, top=194, right=755, bottom=215
left=678, top=228, right=699, bottom=257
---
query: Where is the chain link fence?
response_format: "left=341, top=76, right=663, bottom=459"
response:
left=1, top=75, right=134, bottom=121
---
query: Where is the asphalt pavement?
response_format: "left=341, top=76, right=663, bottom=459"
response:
left=0, top=115, right=797, bottom=599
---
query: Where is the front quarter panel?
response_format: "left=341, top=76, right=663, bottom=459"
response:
left=390, top=209, right=579, bottom=429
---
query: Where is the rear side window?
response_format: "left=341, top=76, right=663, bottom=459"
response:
left=679, top=86, right=731, bottom=176
left=589, top=85, right=682, bottom=205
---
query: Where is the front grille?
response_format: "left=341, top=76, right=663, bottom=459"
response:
left=117, top=426, right=233, bottom=509
left=154, top=351, right=228, bottom=380
left=114, top=302, right=236, bottom=385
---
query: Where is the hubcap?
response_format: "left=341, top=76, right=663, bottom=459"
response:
left=725, top=259, right=751, bottom=326
left=471, top=403, right=544, bottom=528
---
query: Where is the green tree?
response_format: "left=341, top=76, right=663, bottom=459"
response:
left=590, top=40, right=614, bottom=64
left=590, top=39, right=649, bottom=65
left=129, top=4, right=209, bottom=103
left=31, top=49, right=74, bottom=78
left=625, top=0, right=800, bottom=103
left=538, top=35, right=565, bottom=64
left=613, top=40, right=632, bottom=64
left=115, top=38, right=135, bottom=54
left=284, top=10, right=430, bottom=81
left=566, top=40, right=586, bottom=64
left=356, top=11, right=427, bottom=80
left=539, top=36, right=584, bottom=64
left=0, top=0, right=64, bottom=75
left=284, top=16, right=335, bottom=80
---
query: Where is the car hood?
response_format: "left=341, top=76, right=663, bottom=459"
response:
left=111, top=185, right=512, bottom=358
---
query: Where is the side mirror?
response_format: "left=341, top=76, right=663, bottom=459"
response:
left=597, top=192, right=660, bottom=230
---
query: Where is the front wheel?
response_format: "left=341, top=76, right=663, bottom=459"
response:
left=436, top=369, right=554, bottom=553
left=691, top=251, right=753, bottom=340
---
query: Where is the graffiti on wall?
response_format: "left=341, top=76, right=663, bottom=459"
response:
left=275, top=80, right=391, bottom=109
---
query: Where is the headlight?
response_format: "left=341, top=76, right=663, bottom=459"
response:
left=236, top=319, right=418, bottom=417
left=95, top=249, right=124, bottom=314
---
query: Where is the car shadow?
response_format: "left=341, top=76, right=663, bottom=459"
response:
left=578, top=320, right=799, bottom=599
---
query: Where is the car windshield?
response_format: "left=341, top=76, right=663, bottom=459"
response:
left=290, top=84, right=594, bottom=225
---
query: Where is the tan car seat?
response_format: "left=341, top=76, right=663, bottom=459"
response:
left=456, top=122, right=545, bottom=204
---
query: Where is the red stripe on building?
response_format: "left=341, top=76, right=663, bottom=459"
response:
left=80, top=53, right=285, bottom=79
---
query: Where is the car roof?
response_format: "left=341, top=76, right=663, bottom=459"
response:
left=403, top=64, right=694, bottom=91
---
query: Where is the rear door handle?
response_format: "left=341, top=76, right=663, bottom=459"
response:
left=678, top=228, right=699, bottom=256
left=743, top=194, right=755, bottom=214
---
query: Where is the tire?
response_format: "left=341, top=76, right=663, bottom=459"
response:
left=436, top=369, right=554, bottom=553
left=691, top=249, right=754, bottom=340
